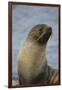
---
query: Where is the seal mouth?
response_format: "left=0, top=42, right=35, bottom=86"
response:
left=37, top=27, right=52, bottom=44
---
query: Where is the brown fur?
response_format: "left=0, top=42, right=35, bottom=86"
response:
left=17, top=24, right=59, bottom=85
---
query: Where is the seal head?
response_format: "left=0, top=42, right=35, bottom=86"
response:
left=28, top=24, right=52, bottom=44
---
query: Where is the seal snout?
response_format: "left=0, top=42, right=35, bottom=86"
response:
left=47, top=27, right=52, bottom=35
left=37, top=25, right=52, bottom=44
left=43, top=26, right=52, bottom=35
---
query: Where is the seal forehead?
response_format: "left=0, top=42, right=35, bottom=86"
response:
left=32, top=24, right=48, bottom=31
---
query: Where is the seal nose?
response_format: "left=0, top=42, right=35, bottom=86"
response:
left=49, top=27, right=52, bottom=30
left=47, top=27, right=52, bottom=34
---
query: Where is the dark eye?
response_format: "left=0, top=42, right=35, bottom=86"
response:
left=39, top=29, right=43, bottom=33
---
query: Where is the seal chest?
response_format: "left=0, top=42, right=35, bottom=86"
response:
left=18, top=24, right=52, bottom=84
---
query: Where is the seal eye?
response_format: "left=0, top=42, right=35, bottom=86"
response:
left=39, top=28, right=43, bottom=34
left=39, top=29, right=42, bottom=32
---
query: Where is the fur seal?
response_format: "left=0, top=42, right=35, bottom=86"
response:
left=17, top=24, right=59, bottom=85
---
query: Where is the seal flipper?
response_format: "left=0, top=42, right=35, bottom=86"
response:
left=48, top=66, right=59, bottom=84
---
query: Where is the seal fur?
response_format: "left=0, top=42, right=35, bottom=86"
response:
left=17, top=24, right=59, bottom=85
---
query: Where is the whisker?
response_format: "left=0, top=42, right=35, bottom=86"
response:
left=37, top=32, right=46, bottom=41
